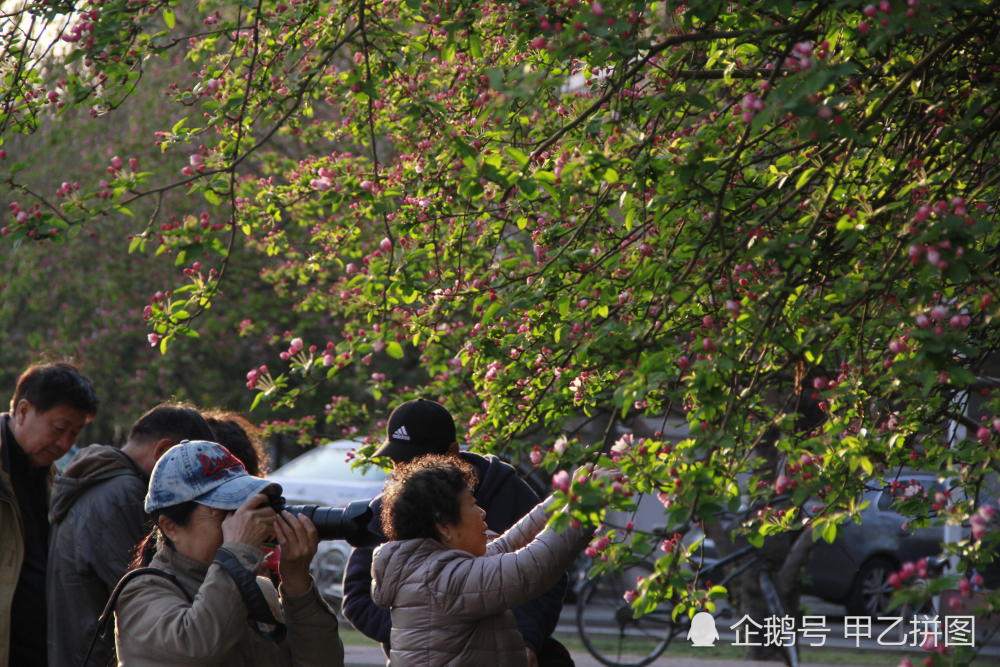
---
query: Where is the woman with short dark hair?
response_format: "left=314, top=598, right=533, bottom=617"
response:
left=372, top=454, right=595, bottom=666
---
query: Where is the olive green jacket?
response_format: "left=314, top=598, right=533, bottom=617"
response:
left=0, top=414, right=26, bottom=667
left=114, top=541, right=343, bottom=667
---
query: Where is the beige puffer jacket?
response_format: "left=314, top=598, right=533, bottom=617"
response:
left=372, top=497, right=591, bottom=666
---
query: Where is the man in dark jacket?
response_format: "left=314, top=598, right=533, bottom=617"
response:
left=1, top=362, right=98, bottom=667
left=342, top=398, right=573, bottom=666
left=46, top=403, right=215, bottom=667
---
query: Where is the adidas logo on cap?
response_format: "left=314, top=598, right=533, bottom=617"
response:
left=392, top=425, right=411, bottom=441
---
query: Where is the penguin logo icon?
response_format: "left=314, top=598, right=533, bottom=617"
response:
left=687, top=611, right=719, bottom=647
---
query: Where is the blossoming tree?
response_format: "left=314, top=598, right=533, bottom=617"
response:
left=2, top=0, right=998, bottom=661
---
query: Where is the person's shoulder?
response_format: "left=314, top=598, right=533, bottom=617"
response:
left=469, top=452, right=534, bottom=492
left=93, top=467, right=147, bottom=500
left=69, top=471, right=146, bottom=523
left=462, top=451, right=517, bottom=478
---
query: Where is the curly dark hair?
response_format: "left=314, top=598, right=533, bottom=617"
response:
left=204, top=409, right=270, bottom=475
left=380, top=454, right=477, bottom=541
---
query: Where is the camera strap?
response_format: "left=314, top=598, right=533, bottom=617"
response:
left=81, top=567, right=193, bottom=667
left=214, top=546, right=287, bottom=643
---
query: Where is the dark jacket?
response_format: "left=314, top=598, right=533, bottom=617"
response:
left=1, top=413, right=54, bottom=667
left=46, top=445, right=149, bottom=667
left=371, top=498, right=589, bottom=666
left=342, top=452, right=567, bottom=655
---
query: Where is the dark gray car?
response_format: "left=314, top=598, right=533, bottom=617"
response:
left=802, top=474, right=947, bottom=616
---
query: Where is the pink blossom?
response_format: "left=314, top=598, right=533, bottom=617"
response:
left=774, top=473, right=790, bottom=494
left=971, top=514, right=987, bottom=540
left=930, top=305, right=949, bottom=321
left=552, top=470, right=571, bottom=492
left=147, top=333, right=160, bottom=347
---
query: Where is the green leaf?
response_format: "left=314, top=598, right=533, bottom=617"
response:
left=163, top=9, right=175, bottom=29
left=795, top=167, right=816, bottom=191
left=507, top=148, right=529, bottom=168
left=386, top=341, right=404, bottom=359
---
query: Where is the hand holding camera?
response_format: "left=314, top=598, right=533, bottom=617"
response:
left=274, top=511, right=319, bottom=596
left=222, top=492, right=277, bottom=548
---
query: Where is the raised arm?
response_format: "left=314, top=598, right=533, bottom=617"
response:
left=436, top=500, right=591, bottom=619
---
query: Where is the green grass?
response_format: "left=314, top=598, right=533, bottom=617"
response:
left=338, top=626, right=383, bottom=647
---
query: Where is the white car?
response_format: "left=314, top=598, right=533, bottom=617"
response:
left=267, top=440, right=389, bottom=606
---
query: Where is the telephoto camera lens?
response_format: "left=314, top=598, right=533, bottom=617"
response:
left=263, top=485, right=379, bottom=547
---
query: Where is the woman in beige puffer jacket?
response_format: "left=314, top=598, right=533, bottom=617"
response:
left=371, top=455, right=594, bottom=666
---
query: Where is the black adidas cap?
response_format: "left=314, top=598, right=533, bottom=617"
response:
left=373, top=398, right=457, bottom=462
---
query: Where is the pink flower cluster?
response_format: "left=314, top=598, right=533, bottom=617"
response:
left=585, top=535, right=611, bottom=559
left=740, top=92, right=764, bottom=123
left=887, top=557, right=931, bottom=589
left=913, top=196, right=968, bottom=224
left=971, top=503, right=996, bottom=540
left=311, top=167, right=336, bottom=191
left=279, top=337, right=304, bottom=360
left=245, top=365, right=269, bottom=389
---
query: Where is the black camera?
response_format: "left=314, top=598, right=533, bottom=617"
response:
left=264, top=486, right=379, bottom=548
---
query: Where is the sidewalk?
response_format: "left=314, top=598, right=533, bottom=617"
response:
left=343, top=643, right=884, bottom=666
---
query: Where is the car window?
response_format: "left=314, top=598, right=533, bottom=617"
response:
left=273, top=447, right=388, bottom=482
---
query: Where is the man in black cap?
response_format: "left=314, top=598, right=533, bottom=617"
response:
left=342, top=398, right=573, bottom=666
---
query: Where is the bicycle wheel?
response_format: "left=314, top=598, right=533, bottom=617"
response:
left=757, top=570, right=799, bottom=667
left=576, top=563, right=677, bottom=667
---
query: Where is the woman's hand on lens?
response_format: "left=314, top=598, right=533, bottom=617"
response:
left=275, top=511, right=318, bottom=597
left=221, top=493, right=276, bottom=548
